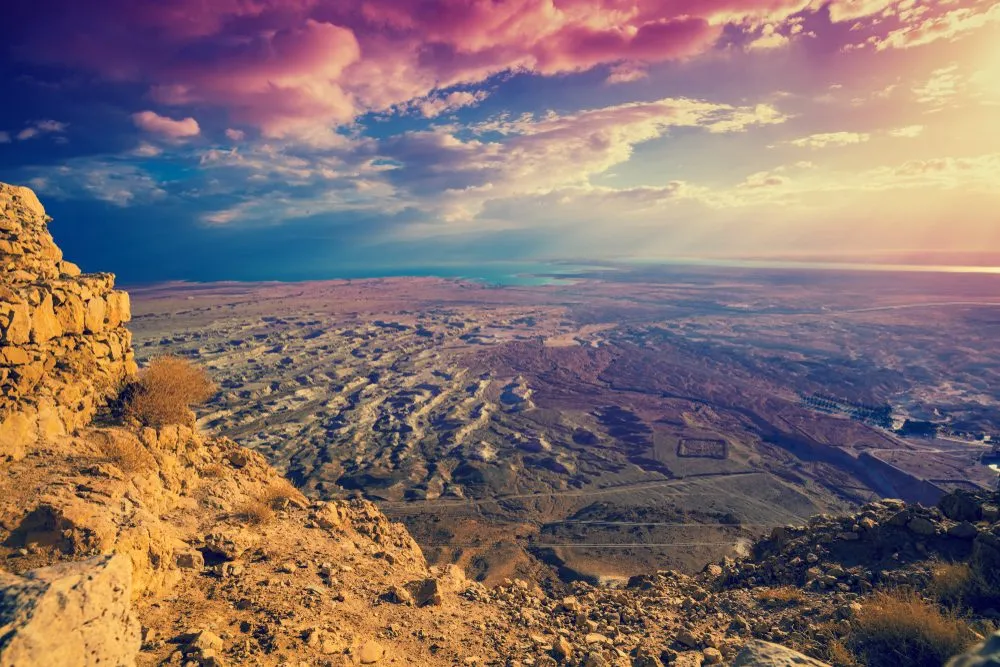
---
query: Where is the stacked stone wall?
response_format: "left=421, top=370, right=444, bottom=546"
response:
left=0, top=184, right=136, bottom=458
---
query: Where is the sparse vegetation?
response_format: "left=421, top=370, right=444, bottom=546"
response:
left=929, top=561, right=975, bottom=608
left=233, top=500, right=275, bottom=526
left=200, top=463, right=228, bottom=479
left=755, top=586, right=807, bottom=607
left=231, top=481, right=301, bottom=525
left=264, top=479, right=303, bottom=510
left=122, top=356, right=216, bottom=427
left=826, top=639, right=859, bottom=667
left=97, top=432, right=155, bottom=474
left=846, top=590, right=978, bottom=667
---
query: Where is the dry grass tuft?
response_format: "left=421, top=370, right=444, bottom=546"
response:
left=233, top=500, right=275, bottom=526
left=97, top=432, right=155, bottom=474
left=755, top=586, right=807, bottom=607
left=929, top=561, right=975, bottom=607
left=122, top=356, right=216, bottom=427
left=200, top=463, right=228, bottom=479
left=264, top=479, right=303, bottom=510
left=826, top=639, right=858, bottom=667
left=847, top=590, right=978, bottom=667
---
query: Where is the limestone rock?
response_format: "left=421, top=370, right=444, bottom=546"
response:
left=359, top=640, right=384, bottom=664
left=947, top=630, right=1000, bottom=666
left=0, top=554, right=141, bottom=667
left=732, top=641, right=831, bottom=666
left=1, top=183, right=137, bottom=457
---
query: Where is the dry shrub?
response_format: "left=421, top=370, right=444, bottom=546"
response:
left=755, top=586, right=807, bottom=607
left=97, top=432, right=155, bottom=474
left=929, top=562, right=975, bottom=607
left=826, top=639, right=859, bottom=667
left=123, top=356, right=216, bottom=427
left=264, top=479, right=303, bottom=510
left=847, top=590, right=978, bottom=667
left=234, top=500, right=274, bottom=526
left=200, top=463, right=228, bottom=479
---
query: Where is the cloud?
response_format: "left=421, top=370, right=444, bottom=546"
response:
left=225, top=128, right=245, bottom=141
left=132, top=110, right=200, bottom=138
left=789, top=131, right=871, bottom=148
left=606, top=63, right=649, bottom=84
left=381, top=96, right=787, bottom=220
left=826, top=0, right=896, bottom=23
left=411, top=91, right=490, bottom=118
left=7, top=0, right=820, bottom=142
left=874, top=4, right=1000, bottom=51
left=132, top=142, right=163, bottom=157
left=25, top=159, right=167, bottom=206
left=739, top=170, right=789, bottom=188
left=0, top=132, right=9, bottom=144
left=888, top=125, right=924, bottom=138
left=15, top=119, right=68, bottom=141
left=746, top=24, right=790, bottom=50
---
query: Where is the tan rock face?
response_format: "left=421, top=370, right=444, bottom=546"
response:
left=0, top=182, right=137, bottom=458
left=0, top=554, right=141, bottom=667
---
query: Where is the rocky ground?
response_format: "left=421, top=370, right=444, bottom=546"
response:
left=2, top=420, right=999, bottom=666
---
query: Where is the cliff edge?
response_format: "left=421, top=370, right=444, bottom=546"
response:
left=0, top=183, right=135, bottom=458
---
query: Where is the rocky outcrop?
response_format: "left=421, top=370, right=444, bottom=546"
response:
left=733, top=641, right=831, bottom=666
left=948, top=631, right=1000, bottom=667
left=720, top=491, right=1000, bottom=594
left=0, top=554, right=141, bottom=666
left=0, top=183, right=136, bottom=459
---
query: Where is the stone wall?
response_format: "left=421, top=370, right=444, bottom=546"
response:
left=0, top=184, right=136, bottom=458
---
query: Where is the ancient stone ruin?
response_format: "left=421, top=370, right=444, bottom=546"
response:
left=0, top=184, right=136, bottom=458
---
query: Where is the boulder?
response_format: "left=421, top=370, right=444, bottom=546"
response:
left=732, top=641, right=831, bottom=666
left=0, top=554, right=141, bottom=667
left=947, top=630, right=1000, bottom=666
left=407, top=577, right=443, bottom=606
left=939, top=491, right=982, bottom=522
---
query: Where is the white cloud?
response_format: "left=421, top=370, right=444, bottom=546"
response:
left=133, top=142, right=163, bottom=157
left=606, top=63, right=649, bottom=84
left=789, top=131, right=871, bottom=148
left=383, top=97, right=788, bottom=221
left=15, top=120, right=68, bottom=141
left=888, top=125, right=924, bottom=138
left=225, top=128, right=246, bottom=141
left=409, top=91, right=490, bottom=118
left=132, top=110, right=200, bottom=138
left=25, top=160, right=166, bottom=206
left=747, top=24, right=790, bottom=50
left=875, top=4, right=1000, bottom=51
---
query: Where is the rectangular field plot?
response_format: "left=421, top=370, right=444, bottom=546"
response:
left=677, top=438, right=728, bottom=459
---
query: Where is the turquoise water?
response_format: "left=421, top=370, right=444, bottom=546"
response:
left=624, top=257, right=1000, bottom=275
left=123, top=257, right=1000, bottom=287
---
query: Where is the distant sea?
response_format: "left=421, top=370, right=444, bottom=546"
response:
left=354, top=258, right=1000, bottom=286
left=122, top=258, right=1000, bottom=287
left=624, top=257, right=1000, bottom=275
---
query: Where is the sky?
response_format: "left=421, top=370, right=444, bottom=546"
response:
left=0, top=0, right=998, bottom=282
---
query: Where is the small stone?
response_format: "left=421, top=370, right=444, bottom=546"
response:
left=676, top=630, right=699, bottom=649
left=358, top=640, right=383, bottom=664
left=188, top=630, right=224, bottom=653
left=553, top=636, right=573, bottom=662
left=175, top=550, right=205, bottom=570
left=703, top=647, right=723, bottom=664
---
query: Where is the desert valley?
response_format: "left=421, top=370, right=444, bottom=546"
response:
left=126, top=265, right=1000, bottom=584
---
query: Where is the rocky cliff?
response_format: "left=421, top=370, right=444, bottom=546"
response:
left=0, top=184, right=135, bottom=458
left=1, top=183, right=999, bottom=667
